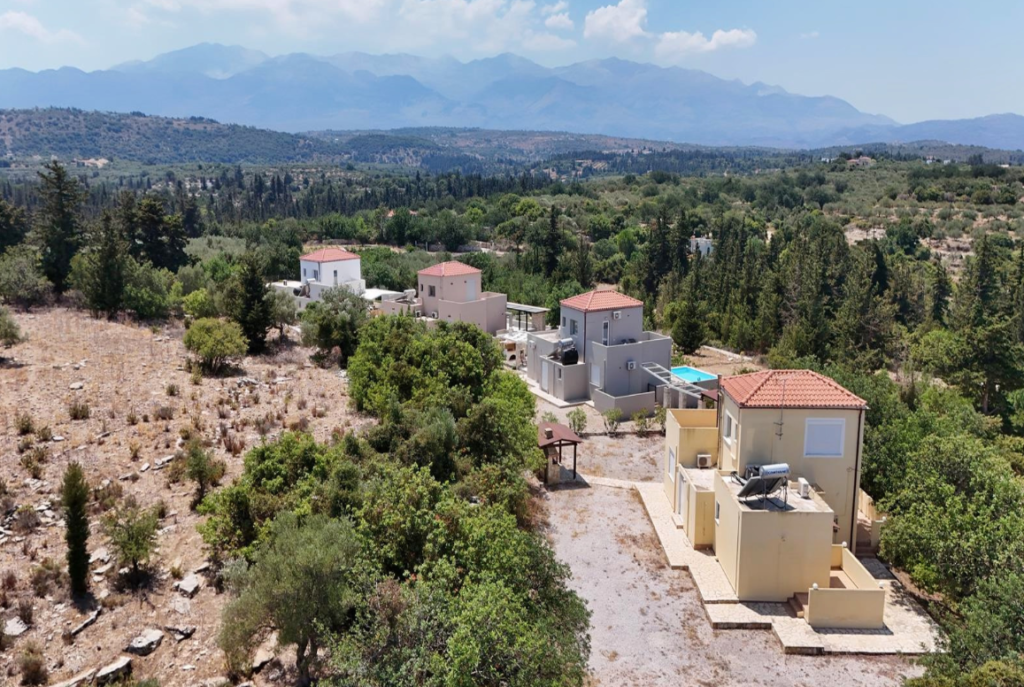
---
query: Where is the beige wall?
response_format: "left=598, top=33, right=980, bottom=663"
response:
left=684, top=480, right=715, bottom=549
left=720, top=398, right=865, bottom=548
left=662, top=409, right=719, bottom=508
left=806, top=587, right=885, bottom=629
left=713, top=472, right=833, bottom=602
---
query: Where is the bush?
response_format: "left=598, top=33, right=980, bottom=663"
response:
left=15, top=411, right=33, bottom=436
left=632, top=408, right=650, bottom=437
left=184, top=439, right=226, bottom=508
left=182, top=287, right=218, bottom=319
left=184, top=318, right=248, bottom=374
left=299, top=287, right=369, bottom=367
left=69, top=400, right=90, bottom=421
left=602, top=408, right=623, bottom=436
left=124, top=258, right=173, bottom=320
left=0, top=246, right=51, bottom=311
left=17, top=640, right=47, bottom=685
left=102, top=497, right=158, bottom=576
left=166, top=383, right=179, bottom=397
left=654, top=405, right=668, bottom=434
left=567, top=407, right=587, bottom=436
left=0, top=305, right=25, bottom=350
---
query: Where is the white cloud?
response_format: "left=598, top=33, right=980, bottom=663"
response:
left=394, top=0, right=542, bottom=54
left=544, top=11, right=572, bottom=30
left=0, top=11, right=84, bottom=43
left=523, top=31, right=574, bottom=50
left=540, top=0, right=566, bottom=14
left=800, top=30, right=819, bottom=39
left=583, top=0, right=647, bottom=43
left=655, top=28, right=756, bottom=59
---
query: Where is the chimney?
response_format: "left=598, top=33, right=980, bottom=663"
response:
left=544, top=427, right=554, bottom=440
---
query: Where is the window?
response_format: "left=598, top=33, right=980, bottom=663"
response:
left=333, top=270, right=338, bottom=285
left=804, top=418, right=845, bottom=457
left=590, top=363, right=602, bottom=389
left=715, top=501, right=721, bottom=523
left=723, top=411, right=736, bottom=446
left=303, top=267, right=307, bottom=278
left=556, top=368, right=562, bottom=380
left=313, top=269, right=319, bottom=281
left=419, top=283, right=423, bottom=292
left=570, top=319, right=578, bottom=335
left=602, top=320, right=609, bottom=345
left=668, top=448, right=677, bottom=481
left=428, top=285, right=436, bottom=297
left=561, top=316, right=566, bottom=328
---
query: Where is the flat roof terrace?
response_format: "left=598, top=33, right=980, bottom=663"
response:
left=718, top=472, right=833, bottom=514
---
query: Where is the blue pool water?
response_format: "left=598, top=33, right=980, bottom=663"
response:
left=670, top=366, right=716, bottom=383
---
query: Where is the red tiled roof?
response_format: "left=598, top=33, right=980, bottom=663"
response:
left=560, top=289, right=644, bottom=313
left=301, top=247, right=360, bottom=262
left=418, top=261, right=481, bottom=277
left=720, top=370, right=867, bottom=410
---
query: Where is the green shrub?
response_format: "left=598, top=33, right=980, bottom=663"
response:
left=102, top=497, right=158, bottom=576
left=184, top=318, right=248, bottom=374
left=632, top=408, right=650, bottom=437
left=0, top=305, right=25, bottom=351
left=602, top=408, right=622, bottom=436
left=566, top=407, right=588, bottom=436
left=17, top=640, right=47, bottom=685
left=15, top=411, right=34, bottom=436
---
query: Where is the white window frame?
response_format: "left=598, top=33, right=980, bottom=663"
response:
left=602, top=320, right=609, bottom=346
left=803, top=418, right=846, bottom=458
left=570, top=319, right=579, bottom=336
left=723, top=411, right=736, bottom=446
left=429, top=285, right=436, bottom=297
left=668, top=447, right=677, bottom=481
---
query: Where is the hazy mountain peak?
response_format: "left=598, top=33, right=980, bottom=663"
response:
left=112, top=42, right=269, bottom=79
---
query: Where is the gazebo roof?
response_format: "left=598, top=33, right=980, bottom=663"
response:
left=537, top=422, right=583, bottom=448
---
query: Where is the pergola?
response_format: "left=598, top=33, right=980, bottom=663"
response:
left=537, top=421, right=583, bottom=482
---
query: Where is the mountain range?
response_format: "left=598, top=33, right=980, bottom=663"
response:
left=1, top=43, right=1022, bottom=150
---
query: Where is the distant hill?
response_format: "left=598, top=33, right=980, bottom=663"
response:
left=0, top=109, right=343, bottom=164
left=1, top=109, right=1019, bottom=170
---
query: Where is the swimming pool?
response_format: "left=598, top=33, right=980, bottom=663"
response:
left=670, top=366, right=716, bottom=383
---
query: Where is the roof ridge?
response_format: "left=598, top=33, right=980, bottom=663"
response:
left=741, top=370, right=776, bottom=404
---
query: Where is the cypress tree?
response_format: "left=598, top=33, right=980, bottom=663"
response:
left=34, top=161, right=86, bottom=293
left=230, top=251, right=272, bottom=354
left=61, top=462, right=90, bottom=596
left=72, top=213, right=129, bottom=319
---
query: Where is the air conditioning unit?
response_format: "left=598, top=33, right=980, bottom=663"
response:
left=696, top=453, right=712, bottom=469
left=798, top=477, right=811, bottom=499
left=430, top=311, right=438, bottom=319
left=626, top=360, right=636, bottom=371
left=612, top=311, right=622, bottom=320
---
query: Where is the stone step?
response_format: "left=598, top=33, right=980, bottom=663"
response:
left=787, top=592, right=808, bottom=619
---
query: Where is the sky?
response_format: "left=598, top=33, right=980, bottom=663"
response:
left=0, top=0, right=1021, bottom=124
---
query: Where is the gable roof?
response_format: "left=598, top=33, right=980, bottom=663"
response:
left=418, top=261, right=481, bottom=277
left=560, top=289, right=644, bottom=313
left=300, top=247, right=360, bottom=262
left=720, top=370, right=867, bottom=410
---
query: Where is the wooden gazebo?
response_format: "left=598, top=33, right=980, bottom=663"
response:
left=537, top=422, right=583, bottom=483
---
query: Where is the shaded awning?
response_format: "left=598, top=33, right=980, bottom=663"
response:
left=537, top=422, right=583, bottom=449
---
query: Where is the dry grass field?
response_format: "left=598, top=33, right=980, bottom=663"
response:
left=0, top=308, right=372, bottom=687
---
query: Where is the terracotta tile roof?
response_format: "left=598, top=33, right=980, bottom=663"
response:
left=300, top=247, right=360, bottom=262
left=560, top=289, right=644, bottom=313
left=720, top=370, right=867, bottom=410
left=418, top=261, right=481, bottom=277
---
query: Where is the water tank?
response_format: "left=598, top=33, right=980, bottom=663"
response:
left=561, top=347, right=579, bottom=365
left=758, top=463, right=791, bottom=478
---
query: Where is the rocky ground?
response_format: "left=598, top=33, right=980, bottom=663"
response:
left=0, top=308, right=371, bottom=687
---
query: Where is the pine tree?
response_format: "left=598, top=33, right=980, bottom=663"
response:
left=33, top=161, right=85, bottom=293
left=0, top=198, right=29, bottom=253
left=543, top=205, right=562, bottom=278
left=61, top=462, right=90, bottom=596
left=71, top=213, right=129, bottom=318
left=929, top=258, right=951, bottom=327
left=573, top=230, right=593, bottom=288
left=230, top=251, right=272, bottom=354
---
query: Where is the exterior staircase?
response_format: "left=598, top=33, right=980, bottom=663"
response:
left=787, top=593, right=809, bottom=619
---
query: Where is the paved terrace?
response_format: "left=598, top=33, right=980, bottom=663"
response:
left=633, top=480, right=942, bottom=656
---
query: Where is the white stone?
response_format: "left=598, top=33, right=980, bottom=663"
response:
left=175, top=573, right=201, bottom=598
left=69, top=382, right=84, bottom=390
left=94, top=656, right=132, bottom=685
left=4, top=616, right=28, bottom=637
left=126, top=628, right=164, bottom=656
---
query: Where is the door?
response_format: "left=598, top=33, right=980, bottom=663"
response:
left=466, top=278, right=477, bottom=300
left=541, top=361, right=550, bottom=392
left=676, top=471, right=688, bottom=517
left=602, top=320, right=610, bottom=346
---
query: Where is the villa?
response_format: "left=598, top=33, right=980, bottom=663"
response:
left=658, top=369, right=888, bottom=629
left=269, top=247, right=369, bottom=310
left=378, top=261, right=508, bottom=335
left=525, top=289, right=716, bottom=414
